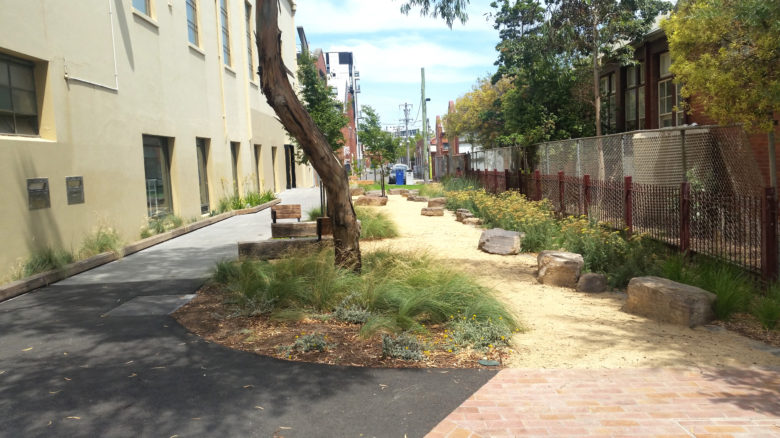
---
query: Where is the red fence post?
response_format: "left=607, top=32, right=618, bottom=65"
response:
left=534, top=170, right=541, bottom=201
left=680, top=182, right=691, bottom=253
left=558, top=171, right=565, bottom=214
left=583, top=174, right=591, bottom=217
left=493, top=168, right=499, bottom=193
left=762, top=187, right=778, bottom=282
left=624, top=176, right=633, bottom=237
left=505, top=169, right=511, bottom=192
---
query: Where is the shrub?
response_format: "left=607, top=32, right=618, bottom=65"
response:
left=356, top=207, right=398, bottom=240
left=659, top=253, right=695, bottom=284
left=418, top=183, right=445, bottom=198
left=381, top=333, right=424, bottom=360
left=212, top=260, right=240, bottom=284
left=292, top=333, right=329, bottom=352
left=754, top=296, right=780, bottom=331
left=306, top=207, right=323, bottom=221
left=333, top=292, right=372, bottom=323
left=244, top=190, right=275, bottom=207
left=692, top=260, right=752, bottom=320
left=141, top=214, right=185, bottom=238
left=441, top=175, right=480, bottom=192
left=448, top=314, right=515, bottom=351
left=17, top=247, right=74, bottom=279
left=80, top=225, right=123, bottom=258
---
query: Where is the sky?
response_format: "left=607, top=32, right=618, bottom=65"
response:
left=295, top=0, right=500, bottom=135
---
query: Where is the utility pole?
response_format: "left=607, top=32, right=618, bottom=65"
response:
left=399, top=103, right=412, bottom=166
left=421, top=68, right=430, bottom=183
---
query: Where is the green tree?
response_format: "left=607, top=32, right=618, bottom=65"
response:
left=444, top=76, right=513, bottom=149
left=662, top=0, right=780, bottom=187
left=359, top=105, right=401, bottom=166
left=296, top=50, right=349, bottom=164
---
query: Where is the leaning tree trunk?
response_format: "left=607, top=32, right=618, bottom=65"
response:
left=591, top=10, right=606, bottom=182
left=256, top=0, right=361, bottom=271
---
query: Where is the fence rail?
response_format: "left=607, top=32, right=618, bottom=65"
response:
left=467, top=168, right=778, bottom=280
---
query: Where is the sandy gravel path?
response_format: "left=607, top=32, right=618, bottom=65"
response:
left=361, top=194, right=780, bottom=369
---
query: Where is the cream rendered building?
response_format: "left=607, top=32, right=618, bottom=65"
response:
left=0, top=0, right=315, bottom=274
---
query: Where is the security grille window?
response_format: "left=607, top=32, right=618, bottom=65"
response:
left=196, top=138, right=210, bottom=214
left=600, top=73, right=616, bottom=132
left=143, top=136, right=173, bottom=217
left=0, top=55, right=38, bottom=135
left=132, top=0, right=151, bottom=16
left=624, top=63, right=645, bottom=131
left=245, top=2, right=253, bottom=79
left=186, top=0, right=199, bottom=46
left=220, top=0, right=231, bottom=66
left=27, top=178, right=50, bottom=210
left=66, top=176, right=85, bottom=205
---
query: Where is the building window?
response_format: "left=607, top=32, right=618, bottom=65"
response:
left=624, top=63, right=645, bottom=131
left=246, top=2, right=254, bottom=80
left=230, top=141, right=240, bottom=195
left=658, top=52, right=684, bottom=128
left=143, top=135, right=173, bottom=217
left=186, top=0, right=199, bottom=46
left=0, top=55, right=38, bottom=135
left=196, top=138, right=210, bottom=214
left=600, top=72, right=616, bottom=132
left=254, top=144, right=262, bottom=191
left=220, top=0, right=231, bottom=66
left=133, top=0, right=151, bottom=16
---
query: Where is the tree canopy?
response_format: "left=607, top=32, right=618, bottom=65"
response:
left=296, top=50, right=349, bottom=164
left=358, top=105, right=401, bottom=167
left=662, top=0, right=780, bottom=134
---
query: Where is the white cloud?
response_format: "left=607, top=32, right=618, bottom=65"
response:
left=324, top=37, right=494, bottom=84
left=295, top=0, right=496, bottom=34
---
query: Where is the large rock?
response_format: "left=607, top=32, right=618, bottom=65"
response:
left=350, top=187, right=365, bottom=196
left=365, top=190, right=383, bottom=197
left=407, top=196, right=429, bottom=202
left=427, top=197, right=447, bottom=208
left=355, top=195, right=388, bottom=206
left=388, top=189, right=404, bottom=195
left=463, top=217, right=482, bottom=226
left=537, top=251, right=584, bottom=288
left=576, top=273, right=608, bottom=293
left=478, top=229, right=523, bottom=255
left=624, top=276, right=716, bottom=327
left=421, top=207, right=444, bottom=216
left=456, top=209, right=474, bottom=222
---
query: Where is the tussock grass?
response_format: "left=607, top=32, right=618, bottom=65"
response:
left=418, top=183, right=445, bottom=198
left=80, top=225, right=123, bottom=258
left=356, top=207, right=398, bottom=240
left=14, top=247, right=74, bottom=280
left=306, top=207, right=323, bottom=221
left=211, top=248, right=520, bottom=351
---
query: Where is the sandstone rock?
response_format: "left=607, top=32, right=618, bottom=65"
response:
left=624, top=276, right=716, bottom=327
left=388, top=189, right=404, bottom=195
left=456, top=209, right=474, bottom=222
left=355, top=196, right=388, bottom=206
left=421, top=207, right=444, bottom=216
left=576, top=273, right=608, bottom=293
left=478, top=229, right=523, bottom=255
left=407, top=195, right=429, bottom=202
left=365, top=190, right=383, bottom=197
left=349, top=187, right=365, bottom=196
left=427, top=197, right=447, bottom=208
left=537, top=251, right=584, bottom=288
left=463, top=217, right=482, bottom=226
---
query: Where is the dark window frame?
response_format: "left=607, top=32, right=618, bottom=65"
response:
left=0, top=54, right=39, bottom=136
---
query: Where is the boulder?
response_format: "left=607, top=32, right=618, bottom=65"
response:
left=355, top=195, right=388, bottom=206
left=365, top=190, right=383, bottom=197
left=407, top=196, right=429, bottom=202
left=421, top=207, right=444, bottom=216
left=427, top=197, right=447, bottom=208
left=537, top=251, right=584, bottom=288
left=456, top=209, right=474, bottom=222
left=350, top=187, right=365, bottom=196
left=478, top=229, right=524, bottom=255
left=388, top=189, right=404, bottom=195
left=463, top=217, right=482, bottom=226
left=576, top=273, right=608, bottom=293
left=624, top=276, right=716, bottom=327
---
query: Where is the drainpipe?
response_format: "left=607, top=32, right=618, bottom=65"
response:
left=64, top=0, right=120, bottom=92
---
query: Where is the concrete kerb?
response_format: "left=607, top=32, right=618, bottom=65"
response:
left=0, top=198, right=281, bottom=303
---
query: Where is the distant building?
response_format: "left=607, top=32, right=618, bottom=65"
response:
left=324, top=51, right=360, bottom=169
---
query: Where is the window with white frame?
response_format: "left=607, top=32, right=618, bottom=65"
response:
left=624, top=63, right=645, bottom=131
left=245, top=2, right=254, bottom=80
left=0, top=54, right=38, bottom=135
left=600, top=72, right=616, bottom=132
left=186, top=0, right=199, bottom=46
left=220, top=0, right=231, bottom=66
left=133, top=0, right=151, bottom=16
left=658, top=52, right=684, bottom=127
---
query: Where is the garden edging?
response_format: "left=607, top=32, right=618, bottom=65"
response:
left=0, top=198, right=281, bottom=303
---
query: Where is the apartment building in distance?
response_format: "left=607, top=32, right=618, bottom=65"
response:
left=0, top=0, right=314, bottom=274
left=323, top=51, right=360, bottom=171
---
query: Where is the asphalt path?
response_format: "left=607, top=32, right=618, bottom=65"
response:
left=0, top=188, right=494, bottom=438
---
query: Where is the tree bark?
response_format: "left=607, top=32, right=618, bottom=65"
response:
left=591, top=7, right=606, bottom=181
left=256, top=0, right=361, bottom=271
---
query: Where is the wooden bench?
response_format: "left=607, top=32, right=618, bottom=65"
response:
left=271, top=204, right=301, bottom=223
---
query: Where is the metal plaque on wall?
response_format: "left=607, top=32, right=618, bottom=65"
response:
left=27, top=178, right=50, bottom=210
left=66, top=176, right=84, bottom=205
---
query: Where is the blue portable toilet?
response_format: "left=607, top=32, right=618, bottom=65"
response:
left=395, top=168, right=405, bottom=185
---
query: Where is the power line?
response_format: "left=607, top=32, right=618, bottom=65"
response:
left=399, top=102, right=413, bottom=166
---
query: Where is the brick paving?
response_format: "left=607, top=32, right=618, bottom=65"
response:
left=426, top=368, right=780, bottom=437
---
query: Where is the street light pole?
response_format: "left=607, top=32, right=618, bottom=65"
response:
left=421, top=68, right=430, bottom=183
